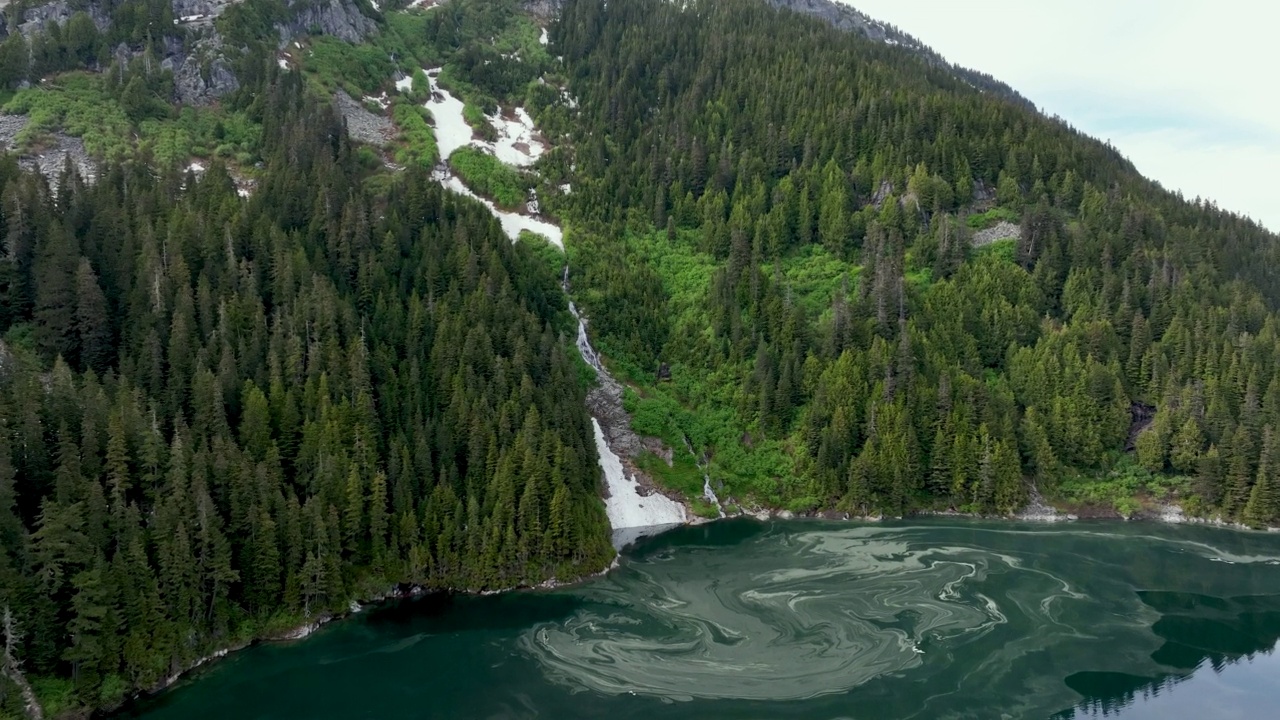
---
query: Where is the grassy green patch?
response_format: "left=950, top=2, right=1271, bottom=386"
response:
left=5, top=72, right=132, bottom=160
left=628, top=228, right=718, bottom=329
left=689, top=497, right=721, bottom=519
left=973, top=237, right=1016, bottom=263
left=31, top=677, right=76, bottom=718
left=636, top=450, right=705, bottom=498
left=4, top=72, right=260, bottom=166
left=303, top=36, right=397, bottom=97
left=140, top=107, right=261, bottom=165
left=905, top=266, right=933, bottom=289
left=770, top=244, right=859, bottom=316
left=448, top=146, right=532, bottom=209
left=623, top=377, right=796, bottom=504
left=391, top=100, right=439, bottom=168
left=1053, top=458, right=1194, bottom=516
left=967, top=206, right=1020, bottom=229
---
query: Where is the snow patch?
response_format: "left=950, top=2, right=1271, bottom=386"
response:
left=278, top=57, right=289, bottom=70
left=539, top=27, right=549, bottom=46
left=484, top=107, right=545, bottom=167
left=394, top=74, right=413, bottom=93
left=419, top=68, right=475, bottom=161
left=593, top=418, right=686, bottom=544
left=411, top=69, right=545, bottom=167
left=440, top=173, right=563, bottom=248
left=362, top=93, right=390, bottom=110
left=186, top=161, right=206, bottom=175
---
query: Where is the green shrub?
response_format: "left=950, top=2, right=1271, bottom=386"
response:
left=967, top=206, right=1020, bottom=229
left=448, top=146, right=531, bottom=209
left=973, top=237, right=1016, bottom=263
left=391, top=100, right=438, bottom=168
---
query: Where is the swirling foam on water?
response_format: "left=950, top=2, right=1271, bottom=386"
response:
left=520, top=525, right=1084, bottom=702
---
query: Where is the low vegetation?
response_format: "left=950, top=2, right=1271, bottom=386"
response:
left=448, top=146, right=533, bottom=208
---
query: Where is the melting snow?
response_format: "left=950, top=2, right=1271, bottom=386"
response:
left=419, top=68, right=476, bottom=160
left=441, top=174, right=563, bottom=248
left=593, top=418, right=687, bottom=534
left=485, top=107, right=545, bottom=167
left=402, top=68, right=546, bottom=166
left=539, top=27, right=549, bottom=46
left=278, top=57, right=289, bottom=69
left=391, top=68, right=563, bottom=248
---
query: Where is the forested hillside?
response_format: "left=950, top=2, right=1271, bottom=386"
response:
left=2, top=0, right=1280, bottom=714
left=0, top=59, right=609, bottom=716
left=554, top=0, right=1280, bottom=521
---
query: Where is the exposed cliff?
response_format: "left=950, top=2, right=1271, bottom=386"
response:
left=276, top=0, right=378, bottom=44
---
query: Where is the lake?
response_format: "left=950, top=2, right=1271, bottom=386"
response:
left=122, top=519, right=1280, bottom=719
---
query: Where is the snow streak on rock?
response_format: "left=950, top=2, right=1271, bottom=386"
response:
left=593, top=418, right=686, bottom=545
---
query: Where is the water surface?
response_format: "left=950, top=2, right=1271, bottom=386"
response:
left=125, top=520, right=1280, bottom=719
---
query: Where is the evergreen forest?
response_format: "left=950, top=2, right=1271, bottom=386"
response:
left=0, top=0, right=1278, bottom=715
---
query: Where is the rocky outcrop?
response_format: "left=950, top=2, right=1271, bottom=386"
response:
left=334, top=90, right=395, bottom=146
left=171, top=0, right=240, bottom=22
left=163, top=41, right=241, bottom=106
left=14, top=1, right=112, bottom=37
left=522, top=0, right=559, bottom=21
left=0, top=114, right=95, bottom=187
left=971, top=220, right=1020, bottom=247
left=276, top=0, right=377, bottom=45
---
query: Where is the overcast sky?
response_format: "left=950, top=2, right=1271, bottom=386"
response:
left=839, top=0, right=1280, bottom=232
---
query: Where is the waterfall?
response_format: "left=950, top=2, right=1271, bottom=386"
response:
left=703, top=473, right=726, bottom=518
left=563, top=266, right=603, bottom=373
left=564, top=266, right=685, bottom=546
left=685, top=434, right=725, bottom=518
left=571, top=302, right=603, bottom=373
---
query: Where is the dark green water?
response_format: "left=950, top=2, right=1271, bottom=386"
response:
left=124, top=520, right=1280, bottom=719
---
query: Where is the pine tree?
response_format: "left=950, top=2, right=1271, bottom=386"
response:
left=75, top=258, right=111, bottom=374
left=1244, top=428, right=1279, bottom=528
left=33, top=223, right=79, bottom=363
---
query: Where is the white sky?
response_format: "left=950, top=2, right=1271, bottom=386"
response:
left=838, top=0, right=1280, bottom=232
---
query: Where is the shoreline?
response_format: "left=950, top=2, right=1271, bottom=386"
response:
left=100, top=497, right=1270, bottom=720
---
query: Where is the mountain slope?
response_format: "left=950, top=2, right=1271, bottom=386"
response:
left=553, top=0, right=1280, bottom=519
left=1, top=0, right=1279, bottom=715
left=767, top=0, right=1036, bottom=110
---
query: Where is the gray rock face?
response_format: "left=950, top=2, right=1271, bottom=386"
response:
left=0, top=113, right=95, bottom=187
left=334, top=90, right=394, bottom=146
left=277, top=0, right=377, bottom=45
left=522, top=0, right=559, bottom=21
left=971, top=220, right=1021, bottom=247
left=15, top=1, right=112, bottom=37
left=171, top=0, right=238, bottom=21
left=164, top=46, right=241, bottom=106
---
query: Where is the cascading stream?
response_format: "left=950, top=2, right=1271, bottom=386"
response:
left=562, top=265, right=686, bottom=544
left=401, top=55, right=688, bottom=546
left=684, top=434, right=726, bottom=517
